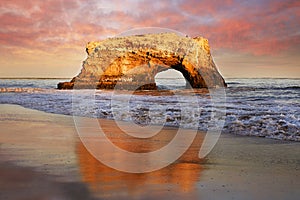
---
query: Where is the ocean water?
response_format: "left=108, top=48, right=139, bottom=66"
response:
left=0, top=78, right=299, bottom=141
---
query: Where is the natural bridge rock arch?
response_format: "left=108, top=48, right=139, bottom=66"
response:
left=58, top=33, right=226, bottom=90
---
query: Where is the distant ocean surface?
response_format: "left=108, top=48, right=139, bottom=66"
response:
left=0, top=78, right=299, bottom=141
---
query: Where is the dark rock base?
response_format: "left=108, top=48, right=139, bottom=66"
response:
left=57, top=81, right=157, bottom=90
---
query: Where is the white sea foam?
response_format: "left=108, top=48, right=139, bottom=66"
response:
left=0, top=78, right=299, bottom=141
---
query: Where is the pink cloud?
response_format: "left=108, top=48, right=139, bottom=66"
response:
left=178, top=0, right=300, bottom=55
left=0, top=0, right=299, bottom=57
left=179, top=0, right=234, bottom=15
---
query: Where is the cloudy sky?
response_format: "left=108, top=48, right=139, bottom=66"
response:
left=0, top=0, right=299, bottom=78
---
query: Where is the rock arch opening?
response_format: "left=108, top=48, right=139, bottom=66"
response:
left=155, top=69, right=187, bottom=90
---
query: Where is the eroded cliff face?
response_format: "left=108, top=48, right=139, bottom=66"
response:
left=58, top=33, right=226, bottom=90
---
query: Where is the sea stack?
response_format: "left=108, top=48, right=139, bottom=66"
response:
left=58, top=33, right=226, bottom=90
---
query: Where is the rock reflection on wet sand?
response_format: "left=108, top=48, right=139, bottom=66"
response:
left=76, top=125, right=205, bottom=199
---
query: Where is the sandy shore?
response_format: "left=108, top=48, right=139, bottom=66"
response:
left=0, top=104, right=299, bottom=200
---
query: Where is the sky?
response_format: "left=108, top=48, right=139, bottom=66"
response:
left=0, top=0, right=299, bottom=78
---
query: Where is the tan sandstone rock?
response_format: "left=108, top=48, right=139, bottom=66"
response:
left=58, top=33, right=226, bottom=90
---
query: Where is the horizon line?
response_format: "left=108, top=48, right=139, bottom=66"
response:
left=0, top=77, right=299, bottom=80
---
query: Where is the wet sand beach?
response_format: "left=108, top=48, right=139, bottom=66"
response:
left=0, top=104, right=299, bottom=200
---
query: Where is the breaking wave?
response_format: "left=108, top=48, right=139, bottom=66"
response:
left=0, top=78, right=299, bottom=141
